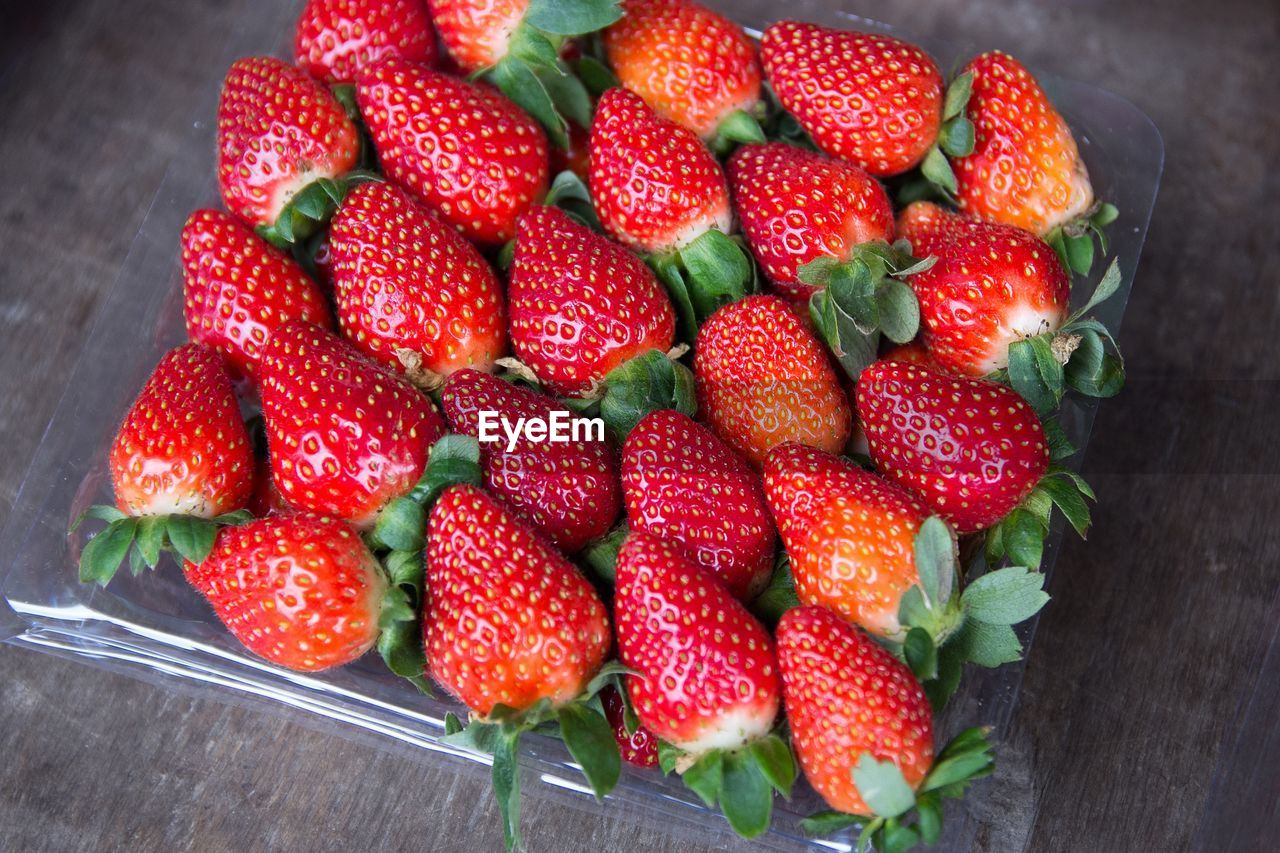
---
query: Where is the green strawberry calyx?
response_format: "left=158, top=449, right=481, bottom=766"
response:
left=73, top=506, right=254, bottom=587
left=256, top=169, right=383, bottom=250
left=650, top=228, right=758, bottom=343
left=1046, top=201, right=1121, bottom=277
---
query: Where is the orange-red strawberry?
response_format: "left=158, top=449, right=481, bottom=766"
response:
left=897, top=201, right=1069, bottom=377
left=181, top=210, right=333, bottom=384
left=622, top=409, right=774, bottom=600
left=601, top=686, right=659, bottom=768
left=727, top=143, right=894, bottom=301
left=217, top=56, right=359, bottom=232
left=603, top=0, right=762, bottom=141
left=695, top=295, right=851, bottom=466
left=508, top=205, right=676, bottom=397
left=356, top=59, right=548, bottom=245
left=953, top=51, right=1094, bottom=237
left=294, top=0, right=438, bottom=83
left=761, top=22, right=943, bottom=177
left=185, top=513, right=387, bottom=671
left=259, top=321, right=446, bottom=527
left=441, top=368, right=621, bottom=552
left=427, top=0, right=528, bottom=74
left=880, top=339, right=937, bottom=368
left=328, top=181, right=507, bottom=377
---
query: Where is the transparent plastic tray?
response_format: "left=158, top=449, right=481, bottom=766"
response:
left=0, top=3, right=1163, bottom=849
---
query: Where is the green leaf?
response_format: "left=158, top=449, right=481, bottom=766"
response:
left=1073, top=257, right=1123, bottom=319
left=1000, top=507, right=1046, bottom=570
left=78, top=518, right=139, bottom=585
left=1007, top=339, right=1058, bottom=417
left=212, top=509, right=254, bottom=526
left=652, top=256, right=699, bottom=343
left=920, top=146, right=957, bottom=196
left=720, top=749, right=773, bottom=838
left=1064, top=329, right=1125, bottom=398
left=937, top=727, right=992, bottom=762
left=441, top=717, right=503, bottom=753
left=881, top=819, right=921, bottom=853
left=599, top=350, right=697, bottom=441
left=1041, top=416, right=1077, bottom=462
left=897, top=584, right=932, bottom=635
left=571, top=56, right=619, bottom=97
left=488, top=56, right=568, bottom=149
left=808, top=289, right=881, bottom=383
left=166, top=516, right=219, bottom=565
left=852, top=754, right=916, bottom=818
left=492, top=732, right=523, bottom=851
left=912, top=516, right=956, bottom=609
left=128, top=544, right=147, bottom=577
left=748, top=734, right=797, bottom=798
left=376, top=616, right=432, bottom=693
left=938, top=116, right=975, bottom=158
left=255, top=177, right=352, bottom=248
left=582, top=660, right=633, bottom=700
left=544, top=169, right=592, bottom=207
left=961, top=567, right=1049, bottom=625
left=536, top=61, right=594, bottom=131
left=715, top=108, right=766, bottom=145
left=135, top=516, right=167, bottom=569
left=951, top=618, right=1024, bottom=668
left=916, top=794, right=943, bottom=844
left=409, top=434, right=483, bottom=505
left=370, top=497, right=425, bottom=552
left=799, top=810, right=864, bottom=838
left=1064, top=232, right=1095, bottom=276
left=750, top=553, right=800, bottom=627
left=921, top=730, right=995, bottom=793
left=903, top=627, right=939, bottom=681
left=657, top=739, right=681, bottom=775
left=507, top=24, right=560, bottom=67
left=682, top=750, right=724, bottom=808
left=678, top=230, right=752, bottom=322
left=1038, top=475, right=1092, bottom=537
left=942, top=71, right=974, bottom=121
left=70, top=504, right=126, bottom=531
left=557, top=704, right=621, bottom=799
left=580, top=523, right=627, bottom=584
left=873, top=278, right=920, bottom=344
left=1028, top=334, right=1066, bottom=404
left=384, top=548, right=425, bottom=593
left=378, top=585, right=416, bottom=629
left=925, top=637, right=966, bottom=712
left=1093, top=202, right=1120, bottom=227
left=524, top=0, right=623, bottom=35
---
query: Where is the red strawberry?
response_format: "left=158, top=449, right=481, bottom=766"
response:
left=857, top=360, right=1049, bottom=535
left=259, top=321, right=446, bottom=527
left=217, top=56, right=360, bottom=231
left=328, top=181, right=507, bottom=377
left=880, top=339, right=936, bottom=368
left=602, top=686, right=659, bottom=768
left=427, top=0, right=528, bottom=74
left=777, top=605, right=933, bottom=815
left=589, top=88, right=733, bottom=255
left=248, top=453, right=292, bottom=518
left=763, top=442, right=939, bottom=639
left=953, top=51, right=1094, bottom=237
left=185, top=513, right=387, bottom=672
left=181, top=209, right=334, bottom=384
left=295, top=0, right=438, bottom=84
left=357, top=58, right=549, bottom=245
left=761, top=22, right=943, bottom=177
left=727, top=143, right=894, bottom=301
left=508, top=205, right=676, bottom=397
left=441, top=368, right=621, bottom=552
left=603, top=0, right=762, bottom=141
left=695, top=295, right=851, bottom=466
left=426, top=484, right=612, bottom=715
left=622, top=409, right=774, bottom=600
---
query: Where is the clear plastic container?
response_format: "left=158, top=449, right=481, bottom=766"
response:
left=0, top=4, right=1165, bottom=850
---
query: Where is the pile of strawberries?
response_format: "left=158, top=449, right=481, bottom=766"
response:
left=73, top=0, right=1130, bottom=850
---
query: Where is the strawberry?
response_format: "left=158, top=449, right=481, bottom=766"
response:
left=549, top=120, right=591, bottom=182
left=294, top=0, right=438, bottom=84
left=727, top=142, right=895, bottom=302
left=248, top=453, right=292, bottom=518
left=356, top=59, right=549, bottom=245
left=508, top=205, right=676, bottom=397
left=603, top=0, right=763, bottom=143
left=441, top=368, right=621, bottom=552
left=180, top=209, right=334, bottom=384
left=184, top=513, right=388, bottom=671
left=259, top=321, right=446, bottom=527
left=761, top=22, right=943, bottom=177
left=694, top=295, right=851, bottom=466
left=328, top=181, right=507, bottom=377
left=427, top=0, right=529, bottom=74
left=880, top=339, right=936, bottom=368
left=217, top=56, right=360, bottom=240
left=621, top=409, right=774, bottom=600
left=614, top=531, right=793, bottom=837
left=601, top=686, right=658, bottom=768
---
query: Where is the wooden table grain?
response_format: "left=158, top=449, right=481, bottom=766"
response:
left=2, top=0, right=1278, bottom=851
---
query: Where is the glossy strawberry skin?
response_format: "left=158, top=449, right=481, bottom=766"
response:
left=427, top=0, right=527, bottom=74
left=728, top=143, right=894, bottom=301
left=259, top=322, right=446, bottom=528
left=897, top=202, right=1070, bottom=376
left=777, top=605, right=933, bottom=815
left=603, top=0, right=761, bottom=139
left=695, top=295, right=852, bottom=466
left=357, top=59, right=549, bottom=245
left=294, top=0, right=438, bottom=84
left=217, top=56, right=360, bottom=229
left=329, top=181, right=507, bottom=376
left=425, top=484, right=612, bottom=716
left=185, top=514, right=387, bottom=672
left=442, top=369, right=621, bottom=552
left=763, top=443, right=931, bottom=639
left=508, top=205, right=676, bottom=396
left=614, top=531, right=780, bottom=755
left=761, top=22, right=942, bottom=177
left=602, top=686, right=660, bottom=768
left=181, top=210, right=334, bottom=384
left=857, top=360, right=1049, bottom=534
left=589, top=88, right=733, bottom=255
left=109, top=344, right=254, bottom=518
left=954, top=51, right=1094, bottom=236
left=622, top=409, right=774, bottom=600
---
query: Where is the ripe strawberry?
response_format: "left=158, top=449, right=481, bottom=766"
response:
left=508, top=205, right=676, bottom=397
left=953, top=51, right=1094, bottom=237
left=602, top=686, right=659, bottom=768
left=248, top=453, right=292, bottom=518
left=603, top=0, right=762, bottom=141
left=880, top=339, right=936, bottom=368
left=763, top=442, right=939, bottom=639
left=259, top=321, right=446, bottom=527
left=589, top=88, right=732, bottom=255
left=761, top=22, right=943, bottom=177
left=856, top=360, right=1049, bottom=535
left=294, top=0, right=438, bottom=84
left=185, top=513, right=388, bottom=671
left=328, top=181, right=507, bottom=377
left=181, top=209, right=333, bottom=384
left=896, top=201, right=1069, bottom=377
left=426, top=484, right=612, bottom=714
left=727, top=143, right=894, bottom=301
left=695, top=295, right=851, bottom=466
left=217, top=56, right=359, bottom=232
left=441, top=368, right=621, bottom=552
left=427, top=0, right=528, bottom=74
left=622, top=409, right=774, bottom=600
left=357, top=59, right=549, bottom=245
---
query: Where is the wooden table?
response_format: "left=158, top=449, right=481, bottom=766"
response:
left=1, top=0, right=1277, bottom=850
